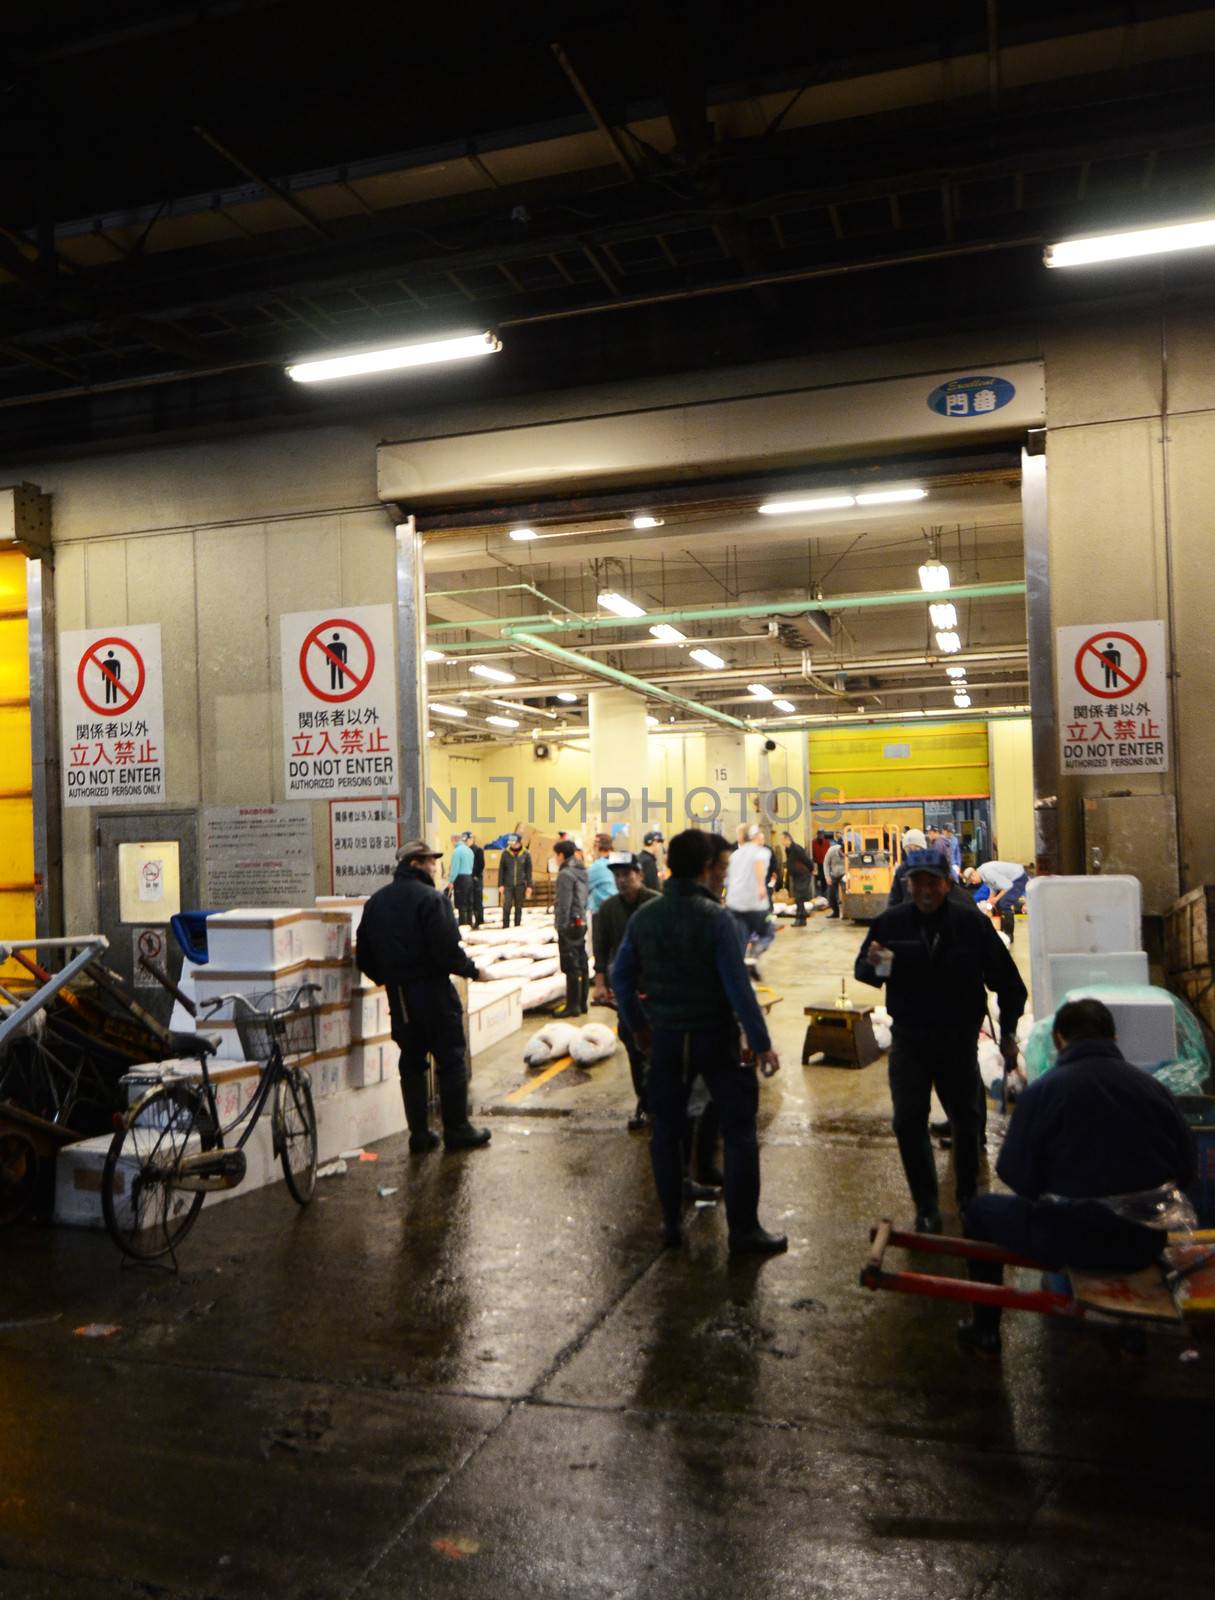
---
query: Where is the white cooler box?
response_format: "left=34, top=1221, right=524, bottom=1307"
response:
left=206, top=909, right=321, bottom=971
left=467, top=979, right=523, bottom=1057
left=1063, top=984, right=1178, bottom=1068
left=1027, top=875, right=1143, bottom=1014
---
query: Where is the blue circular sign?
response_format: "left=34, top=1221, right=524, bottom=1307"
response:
left=927, top=375, right=1016, bottom=420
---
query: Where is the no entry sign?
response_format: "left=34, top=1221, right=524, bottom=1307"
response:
left=1056, top=619, right=1168, bottom=774
left=59, top=624, right=166, bottom=807
left=280, top=605, right=398, bottom=798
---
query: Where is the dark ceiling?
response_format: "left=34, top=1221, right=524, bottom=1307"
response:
left=3, top=0, right=1215, bottom=456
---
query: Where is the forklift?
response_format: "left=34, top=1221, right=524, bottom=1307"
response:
left=842, top=825, right=902, bottom=922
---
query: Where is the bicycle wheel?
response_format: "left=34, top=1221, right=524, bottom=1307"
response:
left=274, top=1066, right=317, bottom=1205
left=101, top=1082, right=216, bottom=1262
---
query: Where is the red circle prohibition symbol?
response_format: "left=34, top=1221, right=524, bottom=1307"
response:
left=77, top=636, right=146, bottom=717
left=1074, top=630, right=1148, bottom=700
left=137, top=928, right=163, bottom=960
left=299, top=617, right=375, bottom=703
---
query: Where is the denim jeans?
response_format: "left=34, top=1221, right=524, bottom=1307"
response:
left=647, top=1023, right=760, bottom=1236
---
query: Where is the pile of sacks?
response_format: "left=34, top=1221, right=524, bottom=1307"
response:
left=461, top=920, right=587, bottom=1011
left=523, top=1020, right=618, bottom=1067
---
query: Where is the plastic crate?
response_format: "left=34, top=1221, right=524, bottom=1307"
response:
left=1178, top=1095, right=1215, bottom=1227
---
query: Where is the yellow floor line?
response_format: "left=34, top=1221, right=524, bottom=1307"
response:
left=504, top=1055, right=574, bottom=1103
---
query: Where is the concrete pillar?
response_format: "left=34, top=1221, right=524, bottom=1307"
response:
left=704, top=730, right=748, bottom=835
left=588, top=689, right=648, bottom=847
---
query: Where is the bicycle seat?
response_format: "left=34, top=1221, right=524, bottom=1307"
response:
left=168, top=1030, right=221, bottom=1059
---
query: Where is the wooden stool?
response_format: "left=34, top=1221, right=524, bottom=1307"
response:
left=802, top=1004, right=882, bottom=1068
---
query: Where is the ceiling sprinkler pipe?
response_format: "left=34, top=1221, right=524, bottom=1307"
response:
left=505, top=629, right=749, bottom=730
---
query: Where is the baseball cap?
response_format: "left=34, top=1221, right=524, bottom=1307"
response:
left=643, top=831, right=663, bottom=845
left=397, top=839, right=442, bottom=863
left=460, top=830, right=472, bottom=840
left=607, top=851, right=640, bottom=870
left=903, top=848, right=951, bottom=881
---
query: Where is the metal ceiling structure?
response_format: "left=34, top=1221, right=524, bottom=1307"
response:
left=3, top=3, right=1215, bottom=453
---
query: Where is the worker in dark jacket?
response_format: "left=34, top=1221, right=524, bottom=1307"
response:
left=639, top=832, right=663, bottom=891
left=612, top=828, right=786, bottom=1256
left=781, top=832, right=814, bottom=925
left=465, top=833, right=486, bottom=928
left=592, top=853, right=661, bottom=1130
left=552, top=839, right=589, bottom=1017
left=856, top=848, right=1027, bottom=1233
left=959, top=997, right=1197, bottom=1353
left=356, top=839, right=492, bottom=1154
left=498, top=834, right=532, bottom=927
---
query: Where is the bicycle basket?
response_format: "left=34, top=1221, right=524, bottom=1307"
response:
left=233, top=989, right=319, bottom=1061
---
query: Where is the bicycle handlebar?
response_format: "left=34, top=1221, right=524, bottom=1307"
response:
left=197, top=982, right=322, bottom=1019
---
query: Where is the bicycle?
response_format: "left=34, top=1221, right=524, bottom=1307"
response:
left=101, top=984, right=320, bottom=1264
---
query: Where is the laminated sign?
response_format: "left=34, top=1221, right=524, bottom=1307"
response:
left=1056, top=620, right=1168, bottom=774
left=280, top=604, right=398, bottom=798
left=60, top=624, right=166, bottom=806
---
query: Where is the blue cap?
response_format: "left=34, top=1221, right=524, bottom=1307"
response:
left=904, top=848, right=952, bottom=881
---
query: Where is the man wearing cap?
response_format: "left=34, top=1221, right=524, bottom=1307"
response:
left=552, top=838, right=589, bottom=1017
left=356, top=841, right=493, bottom=1153
left=467, top=833, right=486, bottom=929
left=498, top=833, right=532, bottom=927
left=855, top=848, right=1026, bottom=1233
left=447, top=833, right=475, bottom=927
left=639, top=832, right=663, bottom=892
left=963, top=859, right=1030, bottom=942
left=592, top=853, right=661, bottom=1129
left=586, top=833, right=617, bottom=914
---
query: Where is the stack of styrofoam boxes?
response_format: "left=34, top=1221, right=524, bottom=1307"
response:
left=1026, top=875, right=1175, bottom=1066
left=314, top=895, right=398, bottom=1091
left=466, top=978, right=525, bottom=1057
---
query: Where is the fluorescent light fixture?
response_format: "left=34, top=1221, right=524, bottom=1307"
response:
left=486, top=715, right=519, bottom=728
left=646, top=715, right=660, bottom=728
left=491, top=699, right=556, bottom=719
left=649, top=624, right=687, bottom=645
left=286, top=330, right=501, bottom=383
left=470, top=663, right=516, bottom=684
left=633, top=514, right=663, bottom=529
left=953, top=692, right=972, bottom=708
left=855, top=487, right=928, bottom=506
left=758, top=494, right=856, bottom=516
left=773, top=698, right=796, bottom=713
left=555, top=691, right=578, bottom=702
left=1045, top=216, right=1215, bottom=269
left=427, top=729, right=435, bottom=738
left=747, top=683, right=775, bottom=700
left=597, top=592, right=647, bottom=618
left=918, top=559, right=951, bottom=592
left=929, top=602, right=958, bottom=629
left=689, top=648, right=725, bottom=669
left=423, top=648, right=446, bottom=663
left=430, top=703, right=468, bottom=718
left=936, top=630, right=962, bottom=654
left=508, top=526, right=538, bottom=542
left=946, top=665, right=968, bottom=680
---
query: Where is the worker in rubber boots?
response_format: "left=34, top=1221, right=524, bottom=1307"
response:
left=855, top=848, right=1026, bottom=1234
left=611, top=828, right=786, bottom=1256
left=355, top=840, right=492, bottom=1154
left=957, top=997, right=1197, bottom=1356
left=552, top=838, right=589, bottom=1017
left=591, top=851, right=660, bottom=1131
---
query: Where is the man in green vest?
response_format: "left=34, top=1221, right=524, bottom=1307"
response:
left=611, top=828, right=786, bottom=1255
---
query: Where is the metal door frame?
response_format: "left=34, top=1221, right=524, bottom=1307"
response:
left=95, top=809, right=199, bottom=1002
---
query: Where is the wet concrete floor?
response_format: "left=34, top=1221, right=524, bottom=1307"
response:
left=3, top=913, right=1212, bottom=1598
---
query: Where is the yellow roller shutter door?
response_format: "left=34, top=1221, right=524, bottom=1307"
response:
left=809, top=721, right=990, bottom=802
left=0, top=549, right=34, bottom=986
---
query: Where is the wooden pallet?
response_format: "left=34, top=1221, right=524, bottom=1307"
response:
left=1165, top=885, right=1215, bottom=975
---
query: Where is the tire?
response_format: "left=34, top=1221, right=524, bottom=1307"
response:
left=275, top=1067, right=317, bottom=1205
left=101, top=1083, right=216, bottom=1262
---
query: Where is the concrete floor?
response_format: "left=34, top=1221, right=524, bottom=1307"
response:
left=3, top=912, right=1213, bottom=1600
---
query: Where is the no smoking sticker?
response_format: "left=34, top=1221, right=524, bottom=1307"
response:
left=1056, top=620, right=1167, bottom=775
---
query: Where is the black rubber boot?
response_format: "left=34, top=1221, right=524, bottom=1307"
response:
left=576, top=975, right=590, bottom=1017
left=552, top=974, right=579, bottom=1017
left=401, top=1074, right=439, bottom=1154
left=438, top=1072, right=491, bottom=1151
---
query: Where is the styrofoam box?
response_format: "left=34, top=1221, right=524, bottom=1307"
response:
left=351, top=986, right=390, bottom=1041
left=315, top=1003, right=352, bottom=1055
left=1027, top=875, right=1142, bottom=1014
left=347, top=1034, right=397, bottom=1089
left=121, top=1062, right=261, bottom=1130
left=195, top=959, right=352, bottom=1011
left=1064, top=985, right=1178, bottom=1067
left=206, top=909, right=320, bottom=971
left=1048, top=952, right=1149, bottom=1007
left=467, top=979, right=523, bottom=1057
left=55, top=1074, right=408, bottom=1230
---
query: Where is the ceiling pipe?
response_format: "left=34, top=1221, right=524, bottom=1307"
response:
left=505, top=628, right=749, bottom=730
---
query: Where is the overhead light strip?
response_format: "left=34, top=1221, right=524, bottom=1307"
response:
left=286, top=330, right=501, bottom=383
left=1045, top=216, right=1215, bottom=269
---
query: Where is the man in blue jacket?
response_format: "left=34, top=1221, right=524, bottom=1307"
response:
left=612, top=828, right=786, bottom=1255
left=959, top=996, right=1196, bottom=1354
left=447, top=833, right=475, bottom=926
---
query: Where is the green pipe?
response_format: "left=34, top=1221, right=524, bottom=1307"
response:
left=507, top=630, right=749, bottom=730
left=518, top=582, right=1026, bottom=633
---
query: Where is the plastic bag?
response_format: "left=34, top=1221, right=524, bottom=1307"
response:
left=1024, top=983, right=1212, bottom=1092
left=1042, top=1183, right=1198, bottom=1232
